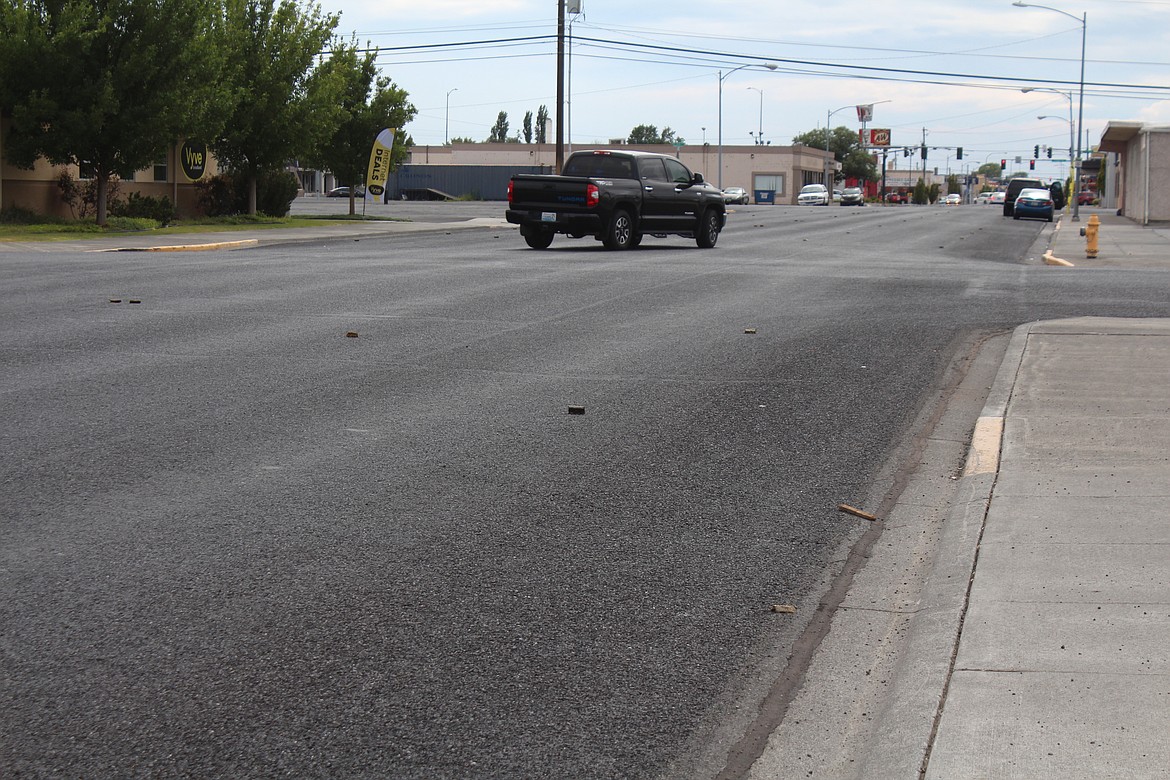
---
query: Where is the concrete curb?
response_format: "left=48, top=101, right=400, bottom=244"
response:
left=851, top=322, right=1033, bottom=778
left=107, top=239, right=260, bottom=253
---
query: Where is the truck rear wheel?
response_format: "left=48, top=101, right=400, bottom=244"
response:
left=695, top=209, right=720, bottom=248
left=602, top=209, right=634, bottom=250
left=524, top=228, right=554, bottom=249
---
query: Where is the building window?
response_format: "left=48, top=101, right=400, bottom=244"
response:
left=78, top=161, right=95, bottom=180
left=753, top=174, right=784, bottom=195
left=153, top=160, right=168, bottom=182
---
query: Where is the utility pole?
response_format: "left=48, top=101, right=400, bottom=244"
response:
left=555, top=0, right=565, bottom=172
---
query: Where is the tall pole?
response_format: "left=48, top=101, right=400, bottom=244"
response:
left=445, top=88, right=457, bottom=145
left=555, top=0, right=565, bottom=172
left=717, top=62, right=776, bottom=190
left=1073, top=12, right=1086, bottom=221
left=747, top=87, right=763, bottom=143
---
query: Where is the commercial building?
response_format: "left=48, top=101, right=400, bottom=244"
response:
left=1098, top=121, right=1170, bottom=224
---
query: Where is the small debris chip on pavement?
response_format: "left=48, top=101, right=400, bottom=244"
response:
left=744, top=328, right=757, bottom=334
left=771, top=604, right=798, bottom=614
left=567, top=405, right=586, bottom=415
left=345, top=331, right=359, bottom=338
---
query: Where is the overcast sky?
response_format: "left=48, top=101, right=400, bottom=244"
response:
left=327, top=0, right=1169, bottom=178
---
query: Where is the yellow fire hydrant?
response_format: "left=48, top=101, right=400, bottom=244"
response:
left=1086, top=214, right=1100, bottom=258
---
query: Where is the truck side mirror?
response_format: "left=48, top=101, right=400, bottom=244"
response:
left=692, top=173, right=705, bottom=184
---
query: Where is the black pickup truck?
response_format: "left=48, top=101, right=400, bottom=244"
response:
left=505, top=150, right=726, bottom=250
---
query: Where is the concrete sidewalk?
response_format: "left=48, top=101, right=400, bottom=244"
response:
left=749, top=210, right=1170, bottom=779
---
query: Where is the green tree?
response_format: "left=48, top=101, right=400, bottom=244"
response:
left=626, top=124, right=684, bottom=145
left=947, top=174, right=961, bottom=195
left=841, top=148, right=878, bottom=183
left=522, top=111, right=533, bottom=144
left=449, top=136, right=477, bottom=144
left=535, top=105, right=549, bottom=144
left=976, top=162, right=1003, bottom=178
left=912, top=177, right=928, bottom=205
left=305, top=37, right=416, bottom=214
left=792, top=126, right=859, bottom=161
left=0, top=0, right=230, bottom=225
left=212, top=0, right=340, bottom=215
left=488, top=112, right=509, bottom=143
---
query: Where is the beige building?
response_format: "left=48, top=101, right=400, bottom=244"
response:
left=1099, top=121, right=1170, bottom=224
left=405, top=142, right=835, bottom=204
left=0, top=122, right=218, bottom=219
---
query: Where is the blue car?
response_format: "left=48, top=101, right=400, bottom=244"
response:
left=1013, top=188, right=1055, bottom=222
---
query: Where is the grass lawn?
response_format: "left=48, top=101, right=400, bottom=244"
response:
left=0, top=213, right=407, bottom=242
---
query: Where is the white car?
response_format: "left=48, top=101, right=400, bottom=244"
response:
left=944, top=194, right=961, bottom=206
left=989, top=191, right=1006, bottom=205
left=975, top=192, right=992, bottom=205
left=797, top=184, right=829, bottom=205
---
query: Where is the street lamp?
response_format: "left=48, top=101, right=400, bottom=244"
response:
left=718, top=62, right=777, bottom=189
left=1013, top=2, right=1087, bottom=220
left=1023, top=86, right=1076, bottom=215
left=445, top=88, right=458, bottom=145
left=747, top=86, right=764, bottom=144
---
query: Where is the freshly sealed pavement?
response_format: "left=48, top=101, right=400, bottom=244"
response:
left=4, top=203, right=1167, bottom=777
left=751, top=208, right=1170, bottom=779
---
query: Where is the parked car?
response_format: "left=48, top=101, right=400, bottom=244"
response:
left=989, top=191, right=1006, bottom=205
left=1077, top=190, right=1097, bottom=206
left=1049, top=180, right=1066, bottom=210
left=975, top=192, right=992, bottom=205
left=1012, top=188, right=1055, bottom=222
left=885, top=191, right=909, bottom=204
left=832, top=189, right=843, bottom=202
left=840, top=187, right=865, bottom=206
left=327, top=186, right=365, bottom=198
left=722, top=186, right=749, bottom=205
left=797, top=183, right=829, bottom=206
left=1002, top=177, right=1046, bottom=217
left=944, top=194, right=962, bottom=206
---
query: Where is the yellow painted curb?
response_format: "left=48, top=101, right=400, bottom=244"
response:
left=963, top=415, right=1004, bottom=476
left=110, top=239, right=259, bottom=253
left=1043, top=251, right=1074, bottom=267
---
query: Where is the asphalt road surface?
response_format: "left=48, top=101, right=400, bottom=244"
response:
left=3, top=204, right=1169, bottom=778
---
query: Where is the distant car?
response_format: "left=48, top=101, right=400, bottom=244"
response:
left=944, top=194, right=962, bottom=206
left=975, top=192, right=992, bottom=205
left=840, top=187, right=865, bottom=206
left=832, top=189, right=843, bottom=202
left=1002, top=177, right=1045, bottom=217
left=327, top=186, right=365, bottom=198
left=722, top=186, right=749, bottom=205
left=885, top=191, right=908, bottom=204
left=989, top=191, right=1006, bottom=205
left=1012, top=188, right=1055, bottom=222
left=797, top=183, right=829, bottom=205
left=1077, top=190, right=1097, bottom=206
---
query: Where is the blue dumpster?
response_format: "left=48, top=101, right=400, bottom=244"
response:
left=754, top=189, right=775, bottom=205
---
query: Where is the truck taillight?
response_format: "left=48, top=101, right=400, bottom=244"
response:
left=507, top=180, right=514, bottom=203
left=586, top=183, right=599, bottom=208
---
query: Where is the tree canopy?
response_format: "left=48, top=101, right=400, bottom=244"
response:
left=0, top=0, right=231, bottom=224
left=792, top=125, right=878, bottom=183
left=304, top=37, right=416, bottom=214
left=211, top=0, right=341, bottom=214
left=627, top=124, right=685, bottom=145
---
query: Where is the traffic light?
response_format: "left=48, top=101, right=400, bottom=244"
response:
left=1034, top=145, right=1040, bottom=158
left=903, top=147, right=910, bottom=157
left=956, top=147, right=963, bottom=160
left=1047, top=146, right=1052, bottom=158
left=1029, top=159, right=1036, bottom=170
left=1000, top=159, right=1007, bottom=171
left=921, top=145, right=927, bottom=160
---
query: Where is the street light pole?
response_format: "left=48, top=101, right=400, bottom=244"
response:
left=445, top=88, right=458, bottom=145
left=1013, top=2, right=1087, bottom=220
left=717, top=62, right=777, bottom=189
left=747, top=87, right=764, bottom=144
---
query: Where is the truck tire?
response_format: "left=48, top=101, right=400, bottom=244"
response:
left=695, top=209, right=720, bottom=248
left=602, top=209, right=634, bottom=250
left=523, top=228, right=554, bottom=249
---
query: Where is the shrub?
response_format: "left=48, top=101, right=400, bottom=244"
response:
left=56, top=171, right=123, bottom=219
left=196, top=169, right=298, bottom=217
left=111, top=192, right=175, bottom=225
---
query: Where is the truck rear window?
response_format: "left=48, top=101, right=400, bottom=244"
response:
left=562, top=155, right=634, bottom=179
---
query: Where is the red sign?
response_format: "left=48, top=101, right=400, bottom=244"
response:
left=861, top=128, right=891, bottom=147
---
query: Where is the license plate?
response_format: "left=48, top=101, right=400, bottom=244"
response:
left=541, top=212, right=557, bottom=223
